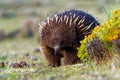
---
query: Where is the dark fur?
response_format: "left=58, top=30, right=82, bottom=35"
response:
left=40, top=10, right=100, bottom=67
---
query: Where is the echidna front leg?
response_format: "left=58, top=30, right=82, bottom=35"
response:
left=63, top=50, right=79, bottom=65
left=40, top=44, right=61, bottom=67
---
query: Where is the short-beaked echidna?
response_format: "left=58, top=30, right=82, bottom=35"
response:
left=39, top=10, right=100, bottom=67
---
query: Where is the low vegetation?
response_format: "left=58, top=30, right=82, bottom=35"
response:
left=78, top=9, right=120, bottom=63
left=0, top=0, right=120, bottom=80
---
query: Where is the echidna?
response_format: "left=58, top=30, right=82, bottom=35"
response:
left=39, top=10, right=100, bottom=67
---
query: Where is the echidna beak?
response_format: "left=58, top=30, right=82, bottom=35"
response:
left=54, top=46, right=61, bottom=55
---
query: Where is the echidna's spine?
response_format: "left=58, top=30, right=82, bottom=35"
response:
left=39, top=10, right=100, bottom=38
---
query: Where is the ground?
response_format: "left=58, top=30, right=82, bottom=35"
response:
left=0, top=38, right=120, bottom=80
left=0, top=19, right=120, bottom=80
left=0, top=0, right=120, bottom=80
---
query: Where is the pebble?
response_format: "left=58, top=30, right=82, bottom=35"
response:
left=0, top=62, right=5, bottom=68
left=19, top=61, right=27, bottom=67
left=9, top=62, right=21, bottom=68
left=31, top=56, right=37, bottom=60
left=34, top=47, right=40, bottom=53
left=25, top=52, right=30, bottom=56
left=8, top=61, right=28, bottom=68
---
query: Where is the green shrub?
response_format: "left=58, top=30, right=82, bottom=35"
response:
left=77, top=9, right=120, bottom=60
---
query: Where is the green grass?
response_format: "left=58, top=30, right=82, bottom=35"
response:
left=98, top=0, right=120, bottom=18
left=0, top=17, right=23, bottom=34
left=0, top=0, right=120, bottom=80
left=0, top=37, right=120, bottom=80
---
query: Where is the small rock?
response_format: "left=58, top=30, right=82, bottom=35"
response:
left=34, top=47, right=40, bottom=53
left=47, top=76, right=56, bottom=80
left=9, top=63, right=21, bottom=68
left=19, top=61, right=27, bottom=68
left=25, top=52, right=30, bottom=56
left=31, top=56, right=37, bottom=61
left=0, top=62, right=5, bottom=68
left=33, top=69, right=39, bottom=73
left=32, top=63, right=36, bottom=66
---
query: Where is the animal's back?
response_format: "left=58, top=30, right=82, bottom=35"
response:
left=56, top=10, right=100, bottom=41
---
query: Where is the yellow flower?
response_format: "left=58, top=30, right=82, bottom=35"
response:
left=108, top=34, right=118, bottom=42
left=93, top=26, right=101, bottom=32
left=88, top=33, right=96, bottom=40
left=112, top=9, right=120, bottom=16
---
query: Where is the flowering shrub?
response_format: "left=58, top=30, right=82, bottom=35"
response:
left=77, top=9, right=120, bottom=60
left=77, top=34, right=97, bottom=60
